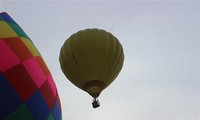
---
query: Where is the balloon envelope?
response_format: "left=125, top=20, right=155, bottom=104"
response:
left=59, top=28, right=124, bottom=98
left=0, top=12, right=62, bottom=120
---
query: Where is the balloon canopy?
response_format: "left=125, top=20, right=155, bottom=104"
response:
left=0, top=12, right=62, bottom=120
left=59, top=28, right=124, bottom=103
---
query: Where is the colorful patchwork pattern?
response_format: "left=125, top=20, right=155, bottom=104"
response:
left=0, top=12, right=62, bottom=120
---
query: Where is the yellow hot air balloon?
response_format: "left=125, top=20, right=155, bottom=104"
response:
left=59, top=28, right=124, bottom=108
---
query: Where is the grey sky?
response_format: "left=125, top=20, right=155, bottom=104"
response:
left=1, top=1, right=199, bottom=120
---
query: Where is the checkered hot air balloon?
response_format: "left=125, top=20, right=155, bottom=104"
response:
left=0, top=12, right=62, bottom=120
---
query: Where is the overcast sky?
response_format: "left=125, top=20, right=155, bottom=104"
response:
left=1, top=1, right=199, bottom=120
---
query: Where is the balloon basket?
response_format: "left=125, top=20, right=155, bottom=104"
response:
left=92, top=99, right=100, bottom=108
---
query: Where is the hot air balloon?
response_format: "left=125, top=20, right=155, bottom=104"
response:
left=59, top=28, right=124, bottom=108
left=0, top=12, right=62, bottom=119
